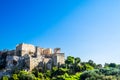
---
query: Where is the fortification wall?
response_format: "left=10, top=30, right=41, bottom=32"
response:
left=16, top=43, right=36, bottom=56
left=52, top=53, right=65, bottom=66
left=29, top=56, right=43, bottom=71
left=43, top=48, right=52, bottom=55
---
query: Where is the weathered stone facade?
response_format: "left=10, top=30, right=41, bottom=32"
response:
left=52, top=53, right=65, bottom=66
left=0, top=43, right=65, bottom=72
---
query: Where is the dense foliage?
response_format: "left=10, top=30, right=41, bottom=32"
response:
left=1, top=56, right=120, bottom=80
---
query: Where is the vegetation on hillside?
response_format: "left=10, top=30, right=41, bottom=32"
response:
left=1, top=56, right=120, bottom=80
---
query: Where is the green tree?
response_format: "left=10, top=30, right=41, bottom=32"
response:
left=38, top=72, right=44, bottom=80
left=96, top=64, right=102, bottom=69
left=26, top=73, right=36, bottom=80
left=109, top=63, right=117, bottom=68
left=104, top=63, right=109, bottom=68
left=18, top=70, right=36, bottom=80
left=43, top=62, right=47, bottom=73
left=2, top=75, right=9, bottom=80
left=75, top=57, right=81, bottom=64
left=65, top=56, right=75, bottom=74
left=45, top=70, right=51, bottom=78
left=88, top=60, right=96, bottom=68
left=12, top=74, right=19, bottom=80
left=65, top=56, right=74, bottom=67
left=51, top=67, right=58, bottom=77
left=74, top=57, right=81, bottom=72
left=84, top=64, right=94, bottom=71
left=18, top=70, right=28, bottom=80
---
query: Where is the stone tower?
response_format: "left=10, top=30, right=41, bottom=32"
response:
left=16, top=43, right=36, bottom=56
left=53, top=48, right=64, bottom=66
left=54, top=48, right=61, bottom=53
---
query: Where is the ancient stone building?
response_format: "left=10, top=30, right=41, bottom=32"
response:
left=52, top=53, right=65, bottom=66
left=16, top=43, right=36, bottom=56
left=0, top=43, right=65, bottom=72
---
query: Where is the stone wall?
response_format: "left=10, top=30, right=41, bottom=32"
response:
left=6, top=56, right=19, bottom=69
left=0, top=43, right=65, bottom=72
left=43, top=48, right=52, bottom=55
left=16, top=43, right=36, bottom=56
left=7, top=50, right=15, bottom=56
left=54, top=48, right=61, bottom=53
left=43, top=58, right=52, bottom=69
left=29, top=56, right=43, bottom=71
left=52, top=53, right=65, bottom=66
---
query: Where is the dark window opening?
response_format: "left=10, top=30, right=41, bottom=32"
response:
left=17, top=50, right=21, bottom=56
left=13, top=60, right=17, bottom=65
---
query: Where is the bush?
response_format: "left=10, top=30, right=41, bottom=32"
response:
left=12, top=74, right=18, bottom=80
left=1, top=75, right=9, bottom=80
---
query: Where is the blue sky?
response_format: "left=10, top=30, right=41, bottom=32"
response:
left=0, top=0, right=120, bottom=64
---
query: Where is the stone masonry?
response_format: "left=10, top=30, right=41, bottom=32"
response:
left=0, top=43, right=65, bottom=72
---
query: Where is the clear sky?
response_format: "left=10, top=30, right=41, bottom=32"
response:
left=0, top=0, right=120, bottom=64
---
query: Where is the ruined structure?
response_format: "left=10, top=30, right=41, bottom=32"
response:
left=0, top=43, right=65, bottom=72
